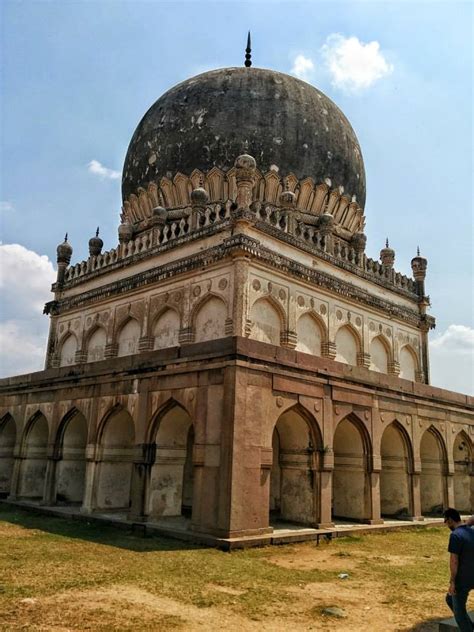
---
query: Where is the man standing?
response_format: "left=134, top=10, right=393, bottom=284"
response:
left=444, top=508, right=474, bottom=632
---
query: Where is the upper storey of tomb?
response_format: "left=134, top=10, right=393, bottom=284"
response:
left=122, top=67, right=366, bottom=210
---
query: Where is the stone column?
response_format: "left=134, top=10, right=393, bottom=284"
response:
left=128, top=443, right=155, bottom=522
left=410, top=466, right=424, bottom=521
left=42, top=448, right=59, bottom=506
left=231, top=255, right=250, bottom=337
left=80, top=444, right=98, bottom=514
left=446, top=473, right=455, bottom=509
left=7, top=452, right=22, bottom=500
left=318, top=457, right=334, bottom=528
left=366, top=470, right=383, bottom=524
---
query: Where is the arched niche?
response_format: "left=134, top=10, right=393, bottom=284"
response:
left=420, top=428, right=446, bottom=515
left=55, top=411, right=88, bottom=505
left=0, top=415, right=17, bottom=496
left=117, top=318, right=141, bottom=357
left=59, top=334, right=77, bottom=367
left=380, top=422, right=412, bottom=517
left=249, top=298, right=281, bottom=346
left=153, top=308, right=180, bottom=350
left=399, top=345, right=417, bottom=381
left=194, top=296, right=227, bottom=343
left=296, top=313, right=323, bottom=356
left=96, top=408, right=135, bottom=511
left=87, top=328, right=106, bottom=363
left=18, top=413, right=49, bottom=500
left=453, top=432, right=472, bottom=513
left=148, top=404, right=194, bottom=519
left=270, top=407, right=320, bottom=525
left=370, top=336, right=389, bottom=374
left=335, top=326, right=359, bottom=366
left=333, top=417, right=370, bottom=520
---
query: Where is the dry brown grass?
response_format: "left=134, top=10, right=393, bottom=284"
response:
left=0, top=505, right=467, bottom=631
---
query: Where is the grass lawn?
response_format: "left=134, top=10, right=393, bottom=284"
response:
left=0, top=505, right=468, bottom=631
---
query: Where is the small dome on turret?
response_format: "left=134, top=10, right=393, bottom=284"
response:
left=319, top=211, right=334, bottom=228
left=88, top=227, right=103, bottom=257
left=118, top=222, right=134, bottom=243
left=279, top=189, right=296, bottom=207
left=57, top=234, right=73, bottom=264
left=380, top=238, right=395, bottom=267
left=190, top=187, right=209, bottom=206
left=234, top=153, right=257, bottom=171
left=152, top=206, right=167, bottom=220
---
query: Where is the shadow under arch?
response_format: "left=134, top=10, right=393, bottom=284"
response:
left=150, top=304, right=181, bottom=350
left=453, top=429, right=472, bottom=513
left=295, top=310, right=328, bottom=356
left=270, top=403, right=323, bottom=526
left=53, top=408, right=88, bottom=506
left=94, top=404, right=135, bottom=512
left=249, top=295, right=286, bottom=346
left=420, top=425, right=448, bottom=516
left=57, top=331, right=79, bottom=367
left=147, top=398, right=194, bottom=520
left=369, top=333, right=392, bottom=374
left=0, top=413, right=17, bottom=497
left=191, top=292, right=228, bottom=344
left=332, top=412, right=373, bottom=521
left=380, top=420, right=415, bottom=518
left=334, top=323, right=363, bottom=366
left=84, top=323, right=107, bottom=363
left=114, top=315, right=141, bottom=358
left=18, top=410, right=49, bottom=500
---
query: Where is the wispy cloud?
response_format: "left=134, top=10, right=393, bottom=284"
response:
left=0, top=201, right=15, bottom=214
left=87, top=159, right=120, bottom=180
left=321, top=34, right=393, bottom=92
left=291, top=54, right=315, bottom=81
left=430, top=324, right=474, bottom=394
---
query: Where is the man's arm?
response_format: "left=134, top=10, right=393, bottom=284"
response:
left=448, top=552, right=459, bottom=595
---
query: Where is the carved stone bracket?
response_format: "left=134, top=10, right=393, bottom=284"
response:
left=357, top=352, right=371, bottom=369
left=104, top=343, right=118, bottom=359
left=388, top=360, right=400, bottom=377
left=138, top=336, right=154, bottom=352
left=321, top=341, right=337, bottom=360
left=280, top=330, right=297, bottom=349
left=179, top=327, right=195, bottom=344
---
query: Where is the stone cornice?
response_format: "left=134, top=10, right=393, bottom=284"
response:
left=47, top=233, right=425, bottom=328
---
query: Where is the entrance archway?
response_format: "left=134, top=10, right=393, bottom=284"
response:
left=96, top=408, right=135, bottom=511
left=270, top=407, right=320, bottom=525
left=0, top=415, right=16, bottom=497
left=333, top=417, right=370, bottom=521
left=148, top=403, right=194, bottom=519
left=18, top=413, right=48, bottom=500
left=55, top=411, right=87, bottom=505
left=453, top=432, right=472, bottom=513
left=380, top=422, right=412, bottom=517
left=420, top=428, right=447, bottom=515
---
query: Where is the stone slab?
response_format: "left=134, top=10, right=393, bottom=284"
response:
left=438, top=612, right=474, bottom=631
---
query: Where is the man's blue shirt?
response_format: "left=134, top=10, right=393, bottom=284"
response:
left=448, top=525, right=474, bottom=589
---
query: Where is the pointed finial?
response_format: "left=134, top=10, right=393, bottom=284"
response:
left=385, top=238, right=389, bottom=248
left=245, top=31, right=252, bottom=68
left=96, top=227, right=100, bottom=237
left=417, top=246, right=420, bottom=256
left=64, top=233, right=68, bottom=242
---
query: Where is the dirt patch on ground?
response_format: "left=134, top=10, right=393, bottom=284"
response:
left=267, top=546, right=358, bottom=572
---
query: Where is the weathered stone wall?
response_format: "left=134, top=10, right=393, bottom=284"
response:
left=1, top=338, right=471, bottom=537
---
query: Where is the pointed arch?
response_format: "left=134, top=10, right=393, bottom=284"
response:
left=453, top=430, right=472, bottom=512
left=249, top=296, right=285, bottom=346
left=399, top=344, right=419, bottom=381
left=85, top=324, right=107, bottom=363
left=0, top=414, right=17, bottom=496
left=335, top=323, right=362, bottom=366
left=115, top=316, right=141, bottom=357
left=18, top=411, right=49, bottom=500
left=270, top=403, right=323, bottom=525
left=95, top=405, right=135, bottom=511
left=151, top=305, right=181, bottom=350
left=54, top=408, right=88, bottom=505
left=332, top=413, right=372, bottom=521
left=380, top=420, right=414, bottom=517
left=191, top=293, right=228, bottom=343
left=420, top=425, right=448, bottom=515
left=369, top=334, right=392, bottom=374
left=58, top=332, right=78, bottom=367
left=148, top=399, right=194, bottom=519
left=296, top=311, right=328, bottom=356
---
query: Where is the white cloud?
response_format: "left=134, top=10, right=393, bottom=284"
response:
left=0, top=201, right=15, bottom=214
left=0, top=244, right=56, bottom=377
left=429, top=325, right=474, bottom=395
left=87, top=159, right=120, bottom=180
left=291, top=54, right=315, bottom=81
left=322, top=34, right=393, bottom=92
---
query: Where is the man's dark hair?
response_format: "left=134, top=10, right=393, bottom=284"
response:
left=444, top=508, right=461, bottom=522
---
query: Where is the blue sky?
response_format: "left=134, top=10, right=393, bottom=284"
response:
left=1, top=0, right=473, bottom=392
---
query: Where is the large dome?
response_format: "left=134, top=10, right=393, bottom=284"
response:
left=122, top=67, right=366, bottom=207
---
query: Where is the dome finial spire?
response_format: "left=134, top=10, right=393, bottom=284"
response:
left=244, top=31, right=252, bottom=68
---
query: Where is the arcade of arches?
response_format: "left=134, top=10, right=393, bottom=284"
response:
left=1, top=355, right=472, bottom=538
